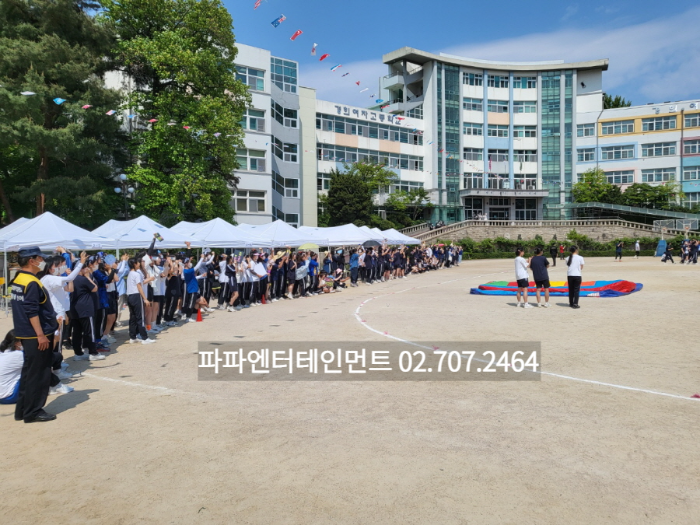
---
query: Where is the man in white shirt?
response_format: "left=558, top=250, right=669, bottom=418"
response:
left=514, top=248, right=532, bottom=308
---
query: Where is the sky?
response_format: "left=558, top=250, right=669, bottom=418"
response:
left=224, top=0, right=700, bottom=108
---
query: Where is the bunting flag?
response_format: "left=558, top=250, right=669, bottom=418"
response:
left=359, top=88, right=368, bottom=93
left=376, top=99, right=384, bottom=103
left=127, top=114, right=136, bottom=119
left=356, top=81, right=360, bottom=86
left=342, top=73, right=349, bottom=77
left=330, top=64, right=342, bottom=71
left=271, top=14, right=286, bottom=27
left=148, top=118, right=158, bottom=123
left=53, top=98, right=66, bottom=105
left=183, top=125, right=191, bottom=130
left=290, top=30, right=303, bottom=41
left=82, top=104, right=92, bottom=109
left=311, top=43, right=317, bottom=56
left=319, top=53, right=330, bottom=61
left=214, top=132, right=221, bottom=137
left=254, top=0, right=261, bottom=8
left=106, top=110, right=116, bottom=115
left=20, top=91, right=36, bottom=96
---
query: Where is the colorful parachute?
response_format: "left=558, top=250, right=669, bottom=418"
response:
left=470, top=280, right=642, bottom=298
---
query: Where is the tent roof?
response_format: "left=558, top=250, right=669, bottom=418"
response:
left=92, top=215, right=190, bottom=249
left=238, top=220, right=328, bottom=247
left=0, top=212, right=115, bottom=251
left=298, top=224, right=375, bottom=246
left=381, top=228, right=421, bottom=245
left=358, top=226, right=387, bottom=242
left=173, top=218, right=272, bottom=248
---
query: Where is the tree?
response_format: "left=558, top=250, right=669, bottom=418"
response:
left=343, top=162, right=398, bottom=192
left=622, top=182, right=682, bottom=209
left=102, top=0, right=249, bottom=225
left=604, top=94, right=632, bottom=109
left=0, top=0, right=129, bottom=227
left=326, top=169, right=373, bottom=226
left=385, top=187, right=433, bottom=223
left=572, top=168, right=623, bottom=204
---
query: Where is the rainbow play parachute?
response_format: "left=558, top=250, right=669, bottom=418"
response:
left=470, top=280, right=643, bottom=298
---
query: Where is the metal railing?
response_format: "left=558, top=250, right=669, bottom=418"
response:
left=412, top=218, right=698, bottom=242
left=400, top=223, right=431, bottom=235
left=566, top=202, right=700, bottom=220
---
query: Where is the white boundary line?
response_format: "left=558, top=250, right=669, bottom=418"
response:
left=354, top=271, right=698, bottom=403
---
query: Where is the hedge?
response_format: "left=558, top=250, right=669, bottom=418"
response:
left=463, top=249, right=656, bottom=260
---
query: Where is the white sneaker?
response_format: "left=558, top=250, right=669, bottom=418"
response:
left=55, top=369, right=73, bottom=381
left=89, top=354, right=106, bottom=361
left=73, top=354, right=89, bottom=361
left=49, top=382, right=74, bottom=395
left=142, top=338, right=156, bottom=345
left=127, top=338, right=139, bottom=344
left=522, top=303, right=534, bottom=309
left=187, top=318, right=197, bottom=323
left=542, top=303, right=550, bottom=308
left=104, top=335, right=117, bottom=344
left=227, top=306, right=235, bottom=312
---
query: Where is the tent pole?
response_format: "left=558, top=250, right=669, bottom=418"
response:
left=4, top=246, right=7, bottom=317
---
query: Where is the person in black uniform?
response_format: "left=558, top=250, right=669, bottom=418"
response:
left=11, top=246, right=59, bottom=423
left=549, top=244, right=557, bottom=267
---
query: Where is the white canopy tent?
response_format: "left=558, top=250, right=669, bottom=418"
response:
left=0, top=217, right=30, bottom=239
left=238, top=220, right=328, bottom=248
left=298, top=224, right=375, bottom=247
left=1, top=212, right=114, bottom=251
left=172, top=218, right=273, bottom=248
left=359, top=226, right=387, bottom=243
left=92, top=215, right=190, bottom=249
left=381, top=228, right=421, bottom=245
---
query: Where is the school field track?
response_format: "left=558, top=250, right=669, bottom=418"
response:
left=1, top=257, right=699, bottom=524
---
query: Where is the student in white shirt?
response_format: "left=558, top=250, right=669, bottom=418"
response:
left=514, top=248, right=532, bottom=308
left=566, top=246, right=585, bottom=309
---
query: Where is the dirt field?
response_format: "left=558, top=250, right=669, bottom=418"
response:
left=1, top=257, right=699, bottom=524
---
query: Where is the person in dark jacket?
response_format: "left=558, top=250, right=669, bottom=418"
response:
left=549, top=244, right=558, bottom=267
left=10, top=246, right=59, bottom=423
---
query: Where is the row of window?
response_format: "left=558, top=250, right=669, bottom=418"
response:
left=463, top=148, right=538, bottom=162
left=577, top=114, right=700, bottom=137
left=270, top=57, right=298, bottom=93
left=272, top=100, right=298, bottom=128
left=578, top=141, right=690, bottom=161
left=271, top=136, right=298, bottom=163
left=272, top=171, right=299, bottom=198
left=462, top=72, right=537, bottom=89
left=463, top=99, right=537, bottom=114
left=317, top=144, right=424, bottom=171
left=463, top=124, right=538, bottom=138
left=316, top=114, right=423, bottom=145
left=272, top=206, right=299, bottom=227
left=240, top=109, right=265, bottom=132
left=599, top=167, right=700, bottom=184
left=462, top=173, right=537, bottom=190
left=235, top=65, right=265, bottom=91
left=233, top=190, right=266, bottom=213
left=236, top=149, right=266, bottom=172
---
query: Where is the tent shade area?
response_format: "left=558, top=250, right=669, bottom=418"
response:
left=381, top=228, right=421, bottom=245
left=238, top=220, right=328, bottom=248
left=1, top=212, right=114, bottom=251
left=172, top=219, right=272, bottom=248
left=92, top=215, right=190, bottom=249
left=297, top=224, right=376, bottom=247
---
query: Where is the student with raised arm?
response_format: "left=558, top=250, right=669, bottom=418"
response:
left=126, top=257, right=156, bottom=344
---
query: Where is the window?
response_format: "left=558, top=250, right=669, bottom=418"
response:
left=235, top=149, right=266, bottom=172
left=462, top=72, right=483, bottom=86
left=233, top=190, right=266, bottom=213
left=462, top=173, right=483, bottom=189
left=642, top=142, right=676, bottom=157
left=390, top=181, right=424, bottom=193
left=317, top=172, right=331, bottom=191
left=685, top=114, right=700, bottom=128
left=513, top=101, right=537, bottom=114
left=684, top=139, right=700, bottom=154
left=272, top=100, right=297, bottom=128
left=273, top=171, right=299, bottom=198
left=463, top=122, right=483, bottom=136
left=515, top=198, right=537, bottom=220
left=463, top=97, right=483, bottom=111
left=513, top=76, right=537, bottom=89
left=577, top=148, right=595, bottom=162
left=514, top=150, right=537, bottom=163
left=514, top=174, right=537, bottom=190
left=641, top=168, right=675, bottom=183
left=487, top=75, right=509, bottom=88
left=315, top=114, right=422, bottom=144
left=463, top=197, right=484, bottom=219
left=487, top=124, right=508, bottom=138
left=601, top=120, right=634, bottom=135
left=683, top=167, right=700, bottom=180
left=601, top=145, right=634, bottom=160
left=235, top=66, right=264, bottom=91
left=513, top=126, right=536, bottom=138
left=487, top=100, right=508, bottom=113
left=463, top=148, right=483, bottom=161
left=406, top=104, right=423, bottom=119
left=240, top=109, right=265, bottom=132
left=271, top=137, right=298, bottom=162
left=642, top=116, right=676, bottom=131
left=488, top=149, right=509, bottom=162
left=577, top=123, right=595, bottom=137
left=489, top=197, right=509, bottom=206
left=684, top=192, right=700, bottom=208
left=272, top=206, right=299, bottom=227
left=270, top=57, right=297, bottom=93
left=606, top=170, right=634, bottom=184
left=316, top=143, right=423, bottom=170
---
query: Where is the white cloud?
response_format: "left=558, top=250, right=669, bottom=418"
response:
left=561, top=4, right=579, bottom=22
left=300, top=6, right=700, bottom=108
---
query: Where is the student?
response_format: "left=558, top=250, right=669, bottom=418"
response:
left=634, top=240, right=640, bottom=259
left=163, top=256, right=183, bottom=325
left=663, top=244, right=674, bottom=264
left=549, top=244, right=558, bottom=267
left=349, top=249, right=359, bottom=287
left=224, top=255, right=240, bottom=311
left=514, top=247, right=533, bottom=308
left=70, top=264, right=106, bottom=360
left=217, top=254, right=230, bottom=310
left=115, top=253, right=130, bottom=326
left=566, top=246, right=584, bottom=309
left=529, top=248, right=551, bottom=308
left=286, top=254, right=297, bottom=299
left=308, top=252, right=320, bottom=294
left=559, top=244, right=565, bottom=260
left=615, top=241, right=623, bottom=261
left=92, top=256, right=116, bottom=350
left=0, top=330, right=24, bottom=404
left=126, top=257, right=156, bottom=343
left=252, top=252, right=267, bottom=303
left=182, top=255, right=208, bottom=319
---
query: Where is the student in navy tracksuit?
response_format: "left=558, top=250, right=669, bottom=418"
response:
left=182, top=255, right=206, bottom=320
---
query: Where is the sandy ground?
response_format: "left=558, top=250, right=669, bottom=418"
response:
left=1, top=257, right=699, bottom=524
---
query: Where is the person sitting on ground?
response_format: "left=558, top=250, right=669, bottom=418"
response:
left=0, top=330, right=23, bottom=404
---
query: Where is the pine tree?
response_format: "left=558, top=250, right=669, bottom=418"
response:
left=102, top=0, right=249, bottom=225
left=0, top=0, right=129, bottom=227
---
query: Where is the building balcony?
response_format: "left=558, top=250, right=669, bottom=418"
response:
left=381, top=73, right=404, bottom=90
